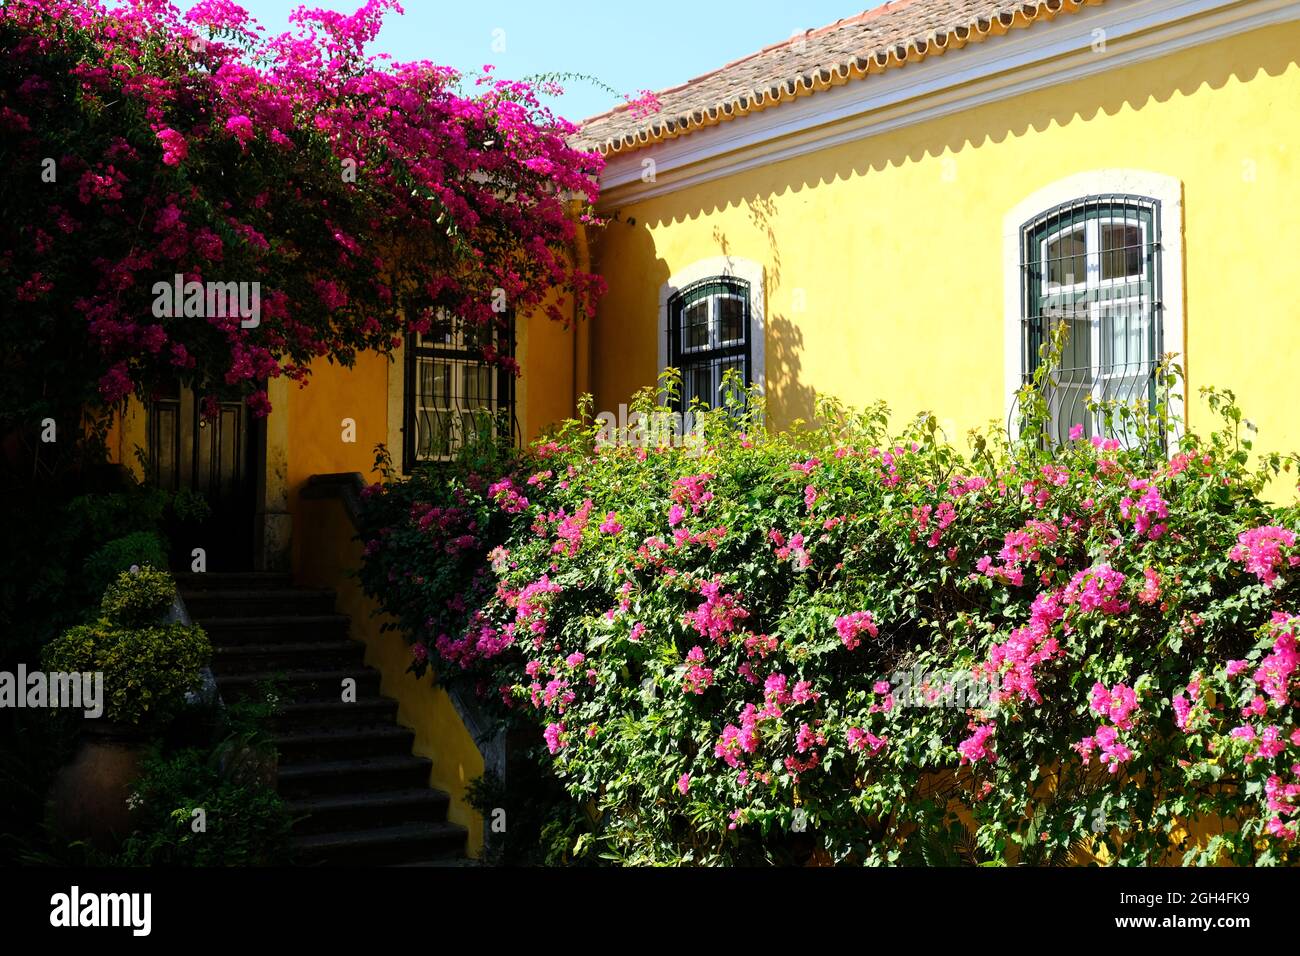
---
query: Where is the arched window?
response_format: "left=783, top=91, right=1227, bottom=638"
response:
left=666, top=276, right=753, bottom=410
left=1020, top=195, right=1162, bottom=444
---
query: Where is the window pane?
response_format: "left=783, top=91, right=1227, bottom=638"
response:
left=407, top=312, right=513, bottom=467
left=462, top=364, right=491, bottom=408
left=1040, top=306, right=1093, bottom=383
left=684, top=364, right=713, bottom=408
left=420, top=310, right=456, bottom=348
left=684, top=300, right=710, bottom=350
left=418, top=359, right=451, bottom=408
left=461, top=320, right=493, bottom=351
left=1041, top=306, right=1092, bottom=444
left=417, top=410, right=455, bottom=459
left=717, top=357, right=747, bottom=411
left=1101, top=223, right=1143, bottom=280
left=1024, top=201, right=1158, bottom=447
left=718, top=296, right=745, bottom=344
left=418, top=358, right=452, bottom=408
left=1100, top=298, right=1151, bottom=380
left=462, top=411, right=483, bottom=445
left=718, top=357, right=744, bottom=390
left=1045, top=228, right=1087, bottom=288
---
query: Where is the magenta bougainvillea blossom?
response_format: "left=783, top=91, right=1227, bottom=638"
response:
left=1, top=0, right=604, bottom=425
left=1229, top=525, right=1298, bottom=587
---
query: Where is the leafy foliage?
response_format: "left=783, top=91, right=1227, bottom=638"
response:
left=43, top=618, right=210, bottom=729
left=114, top=694, right=294, bottom=867
left=100, top=564, right=177, bottom=627
left=83, top=533, right=169, bottom=602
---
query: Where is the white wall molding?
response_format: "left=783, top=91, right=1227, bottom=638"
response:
left=1001, top=169, right=1185, bottom=439
left=658, top=255, right=766, bottom=400
left=597, top=0, right=1300, bottom=208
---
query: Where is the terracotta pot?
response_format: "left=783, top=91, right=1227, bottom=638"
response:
left=46, top=721, right=149, bottom=851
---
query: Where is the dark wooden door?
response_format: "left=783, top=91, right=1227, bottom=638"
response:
left=148, top=383, right=259, bottom=571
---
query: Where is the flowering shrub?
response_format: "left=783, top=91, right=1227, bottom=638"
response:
left=359, top=372, right=1300, bottom=865
left=1, top=0, right=602, bottom=437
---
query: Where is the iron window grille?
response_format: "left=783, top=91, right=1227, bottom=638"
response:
left=402, top=310, right=518, bottom=470
left=667, top=276, right=752, bottom=412
left=1020, top=195, right=1162, bottom=446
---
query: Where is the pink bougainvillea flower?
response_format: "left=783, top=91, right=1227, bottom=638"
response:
left=1089, top=681, right=1140, bottom=730
left=1229, top=526, right=1297, bottom=587
left=685, top=578, right=748, bottom=644
left=958, top=722, right=997, bottom=764
left=155, top=127, right=188, bottom=165
left=1137, top=567, right=1162, bottom=605
left=1075, top=724, right=1134, bottom=774
left=803, top=484, right=819, bottom=511
left=847, top=727, right=887, bottom=756
left=543, top=722, right=566, bottom=755
left=835, top=611, right=878, bottom=650
left=1063, top=565, right=1129, bottom=615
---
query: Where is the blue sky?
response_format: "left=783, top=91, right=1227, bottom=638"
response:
left=183, top=1, right=885, bottom=122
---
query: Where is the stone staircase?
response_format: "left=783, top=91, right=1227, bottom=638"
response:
left=177, top=572, right=467, bottom=866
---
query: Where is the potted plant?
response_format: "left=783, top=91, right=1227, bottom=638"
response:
left=43, top=566, right=211, bottom=848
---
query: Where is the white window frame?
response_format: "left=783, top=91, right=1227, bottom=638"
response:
left=658, top=256, right=765, bottom=406
left=1002, top=170, right=1185, bottom=443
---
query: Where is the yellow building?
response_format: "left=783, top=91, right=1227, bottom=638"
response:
left=105, top=0, right=1300, bottom=858
left=579, top=0, right=1300, bottom=454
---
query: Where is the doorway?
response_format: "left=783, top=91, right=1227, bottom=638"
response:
left=147, top=382, right=261, bottom=572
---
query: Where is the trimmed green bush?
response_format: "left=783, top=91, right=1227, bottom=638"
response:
left=43, top=619, right=210, bottom=729
left=100, top=565, right=177, bottom=627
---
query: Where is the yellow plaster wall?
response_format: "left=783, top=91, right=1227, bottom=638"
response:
left=517, top=294, right=580, bottom=442
left=284, top=351, right=391, bottom=572
left=589, top=21, right=1300, bottom=458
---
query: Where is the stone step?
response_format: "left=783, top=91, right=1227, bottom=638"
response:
left=174, top=572, right=294, bottom=591
left=215, top=667, right=380, bottom=703
left=179, top=570, right=468, bottom=865
left=182, top=588, right=336, bottom=619
left=277, top=754, right=432, bottom=799
left=212, top=639, right=364, bottom=675
left=274, top=697, right=401, bottom=733
left=274, top=725, right=415, bottom=765
left=287, top=788, right=450, bottom=836
left=293, top=821, right=467, bottom=866
left=196, top=615, right=351, bottom=646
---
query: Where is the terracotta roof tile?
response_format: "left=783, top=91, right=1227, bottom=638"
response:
left=576, top=0, right=1102, bottom=154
